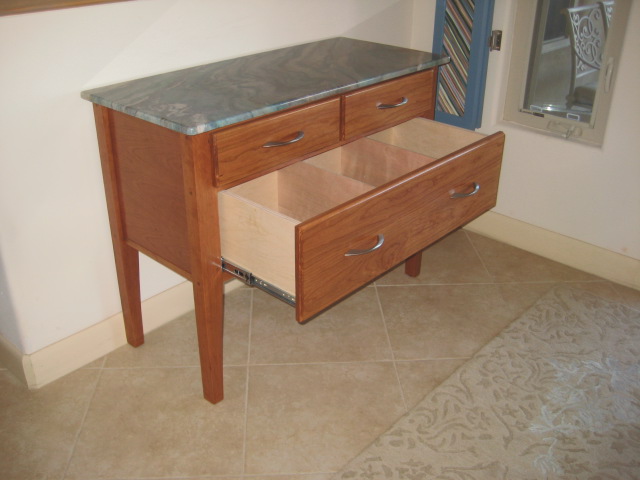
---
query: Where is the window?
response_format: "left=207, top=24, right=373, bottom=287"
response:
left=503, top=0, right=630, bottom=145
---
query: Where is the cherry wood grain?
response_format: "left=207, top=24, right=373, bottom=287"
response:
left=403, top=252, right=423, bottom=277
left=405, top=72, right=436, bottom=277
left=110, top=110, right=191, bottom=276
left=181, top=133, right=226, bottom=404
left=344, top=70, right=435, bottom=140
left=93, top=105, right=144, bottom=347
left=214, top=99, right=340, bottom=187
left=295, top=132, right=505, bottom=321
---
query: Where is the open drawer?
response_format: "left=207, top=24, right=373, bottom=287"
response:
left=219, top=118, right=505, bottom=322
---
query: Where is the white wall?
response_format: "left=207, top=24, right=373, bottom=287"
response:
left=412, top=0, right=640, bottom=262
left=0, top=0, right=414, bottom=355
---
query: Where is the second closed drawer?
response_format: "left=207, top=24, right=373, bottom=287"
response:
left=219, top=118, right=504, bottom=322
left=344, top=69, right=435, bottom=140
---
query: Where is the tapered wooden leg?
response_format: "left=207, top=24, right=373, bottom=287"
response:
left=404, top=251, right=423, bottom=277
left=93, top=105, right=145, bottom=347
left=181, top=133, right=225, bottom=404
left=192, top=265, right=225, bottom=404
left=113, top=242, right=144, bottom=347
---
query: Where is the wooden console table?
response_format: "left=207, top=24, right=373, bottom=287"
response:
left=82, top=38, right=504, bottom=404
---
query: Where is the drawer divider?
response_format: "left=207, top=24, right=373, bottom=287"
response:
left=221, top=258, right=296, bottom=306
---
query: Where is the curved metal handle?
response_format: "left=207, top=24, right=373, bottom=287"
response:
left=345, top=234, right=385, bottom=257
left=450, top=182, right=480, bottom=199
left=377, top=97, right=408, bottom=110
left=263, top=131, right=305, bottom=148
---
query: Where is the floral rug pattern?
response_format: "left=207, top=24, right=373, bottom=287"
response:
left=333, top=286, right=640, bottom=479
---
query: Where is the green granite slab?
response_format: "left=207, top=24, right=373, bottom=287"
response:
left=81, top=37, right=448, bottom=135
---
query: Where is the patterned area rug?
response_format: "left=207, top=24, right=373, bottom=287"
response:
left=333, top=286, right=640, bottom=479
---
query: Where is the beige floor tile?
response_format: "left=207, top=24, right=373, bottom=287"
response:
left=395, top=359, right=468, bottom=410
left=82, top=357, right=106, bottom=369
left=492, top=282, right=557, bottom=319
left=0, top=369, right=99, bottom=480
left=105, top=288, right=251, bottom=368
left=64, top=366, right=247, bottom=479
left=377, top=283, right=551, bottom=360
left=467, top=232, right=600, bottom=282
left=2, top=233, right=619, bottom=480
left=245, top=362, right=405, bottom=474
left=250, top=287, right=392, bottom=364
left=376, top=230, right=492, bottom=285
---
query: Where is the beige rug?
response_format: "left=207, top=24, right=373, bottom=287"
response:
left=333, top=286, right=640, bottom=479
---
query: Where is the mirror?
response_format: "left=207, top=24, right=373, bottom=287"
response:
left=504, top=0, right=630, bottom=144
left=524, top=0, right=614, bottom=124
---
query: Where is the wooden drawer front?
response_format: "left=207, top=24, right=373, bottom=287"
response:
left=296, top=131, right=504, bottom=321
left=219, top=118, right=504, bottom=322
left=214, top=98, right=340, bottom=186
left=343, top=70, right=434, bottom=140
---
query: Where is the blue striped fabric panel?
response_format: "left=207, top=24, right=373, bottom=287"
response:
left=433, top=0, right=495, bottom=130
left=437, top=0, right=474, bottom=117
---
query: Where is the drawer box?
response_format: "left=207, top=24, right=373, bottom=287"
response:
left=219, top=118, right=504, bottom=322
left=214, top=98, right=341, bottom=186
left=344, top=70, right=435, bottom=140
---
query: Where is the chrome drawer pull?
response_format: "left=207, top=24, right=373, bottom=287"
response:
left=450, top=182, right=480, bottom=199
left=377, top=97, right=408, bottom=109
left=345, top=234, right=385, bottom=257
left=262, top=131, right=305, bottom=148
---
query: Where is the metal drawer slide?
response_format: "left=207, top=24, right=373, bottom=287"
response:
left=221, top=258, right=296, bottom=307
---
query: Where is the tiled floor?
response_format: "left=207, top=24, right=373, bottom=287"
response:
left=2, top=231, right=639, bottom=480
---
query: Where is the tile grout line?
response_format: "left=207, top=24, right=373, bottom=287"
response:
left=463, top=230, right=495, bottom=283
left=373, top=283, right=408, bottom=413
left=61, top=364, right=104, bottom=479
left=241, top=288, right=254, bottom=476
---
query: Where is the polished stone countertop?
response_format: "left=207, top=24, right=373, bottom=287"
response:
left=81, top=37, right=448, bottom=135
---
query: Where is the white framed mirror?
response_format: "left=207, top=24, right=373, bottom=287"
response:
left=504, top=0, right=630, bottom=145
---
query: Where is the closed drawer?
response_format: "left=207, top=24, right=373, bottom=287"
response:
left=343, top=70, right=435, bottom=140
left=219, top=118, right=504, bottom=322
left=214, top=98, right=341, bottom=186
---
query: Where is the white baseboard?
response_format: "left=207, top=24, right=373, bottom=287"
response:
left=3, top=279, right=242, bottom=390
left=465, top=211, right=640, bottom=291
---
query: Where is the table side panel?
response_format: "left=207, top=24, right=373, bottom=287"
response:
left=110, top=111, right=192, bottom=276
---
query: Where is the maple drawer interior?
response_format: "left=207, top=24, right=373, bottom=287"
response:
left=218, top=118, right=487, bottom=298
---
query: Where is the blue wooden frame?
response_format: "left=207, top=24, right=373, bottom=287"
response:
left=432, top=0, right=496, bottom=130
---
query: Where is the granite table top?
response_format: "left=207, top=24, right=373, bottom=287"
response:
left=81, top=37, right=448, bottom=135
